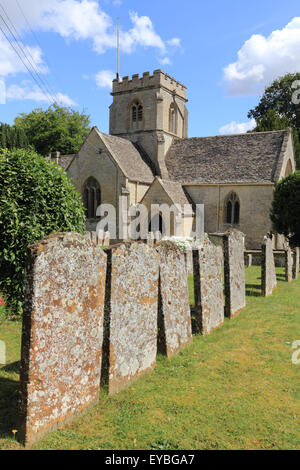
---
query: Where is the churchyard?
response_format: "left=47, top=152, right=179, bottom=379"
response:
left=1, top=260, right=300, bottom=450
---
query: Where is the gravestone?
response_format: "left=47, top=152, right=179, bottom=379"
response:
left=285, top=247, right=293, bottom=282
left=261, top=239, right=277, bottom=296
left=19, top=232, right=107, bottom=446
left=223, top=230, right=246, bottom=319
left=0, top=340, right=5, bottom=365
left=103, top=231, right=110, bottom=247
left=103, top=242, right=159, bottom=394
left=147, top=232, right=154, bottom=248
left=193, top=238, right=224, bottom=335
left=156, top=241, right=192, bottom=357
left=184, top=249, right=193, bottom=276
left=292, top=247, right=299, bottom=280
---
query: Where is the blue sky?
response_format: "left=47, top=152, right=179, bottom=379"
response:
left=0, top=0, right=299, bottom=137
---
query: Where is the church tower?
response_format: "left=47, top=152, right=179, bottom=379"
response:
left=109, top=69, right=188, bottom=178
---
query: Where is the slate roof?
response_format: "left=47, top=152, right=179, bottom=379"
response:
left=59, top=154, right=76, bottom=170
left=157, top=178, right=194, bottom=209
left=99, top=130, right=155, bottom=183
left=165, top=130, right=290, bottom=184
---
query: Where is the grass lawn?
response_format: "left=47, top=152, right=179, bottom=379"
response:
left=0, top=266, right=300, bottom=450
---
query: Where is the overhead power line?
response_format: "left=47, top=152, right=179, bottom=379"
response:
left=0, top=2, right=57, bottom=105
left=15, top=0, right=65, bottom=93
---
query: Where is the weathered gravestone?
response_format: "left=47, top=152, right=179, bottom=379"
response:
left=184, top=249, right=193, bottom=276
left=293, top=248, right=299, bottom=280
left=261, top=238, right=277, bottom=297
left=193, top=238, right=224, bottom=335
left=0, top=340, right=5, bottom=365
left=97, top=229, right=104, bottom=246
left=156, top=241, right=192, bottom=358
left=19, top=233, right=106, bottom=446
left=147, top=232, right=154, bottom=248
left=285, top=247, right=293, bottom=282
left=223, top=230, right=246, bottom=319
left=102, top=242, right=159, bottom=395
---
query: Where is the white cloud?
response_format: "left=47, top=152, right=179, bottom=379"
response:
left=219, top=118, right=256, bottom=135
left=159, top=57, right=171, bottom=66
left=6, top=83, right=75, bottom=106
left=223, top=17, right=300, bottom=96
left=167, top=37, right=183, bottom=52
left=0, top=1, right=180, bottom=57
left=0, top=32, right=46, bottom=77
left=95, top=70, right=115, bottom=89
left=0, top=1, right=182, bottom=103
left=121, top=11, right=166, bottom=54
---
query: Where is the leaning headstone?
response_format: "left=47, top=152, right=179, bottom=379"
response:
left=91, top=231, right=97, bottom=245
left=103, top=231, right=110, bottom=247
left=184, top=249, right=193, bottom=276
left=292, top=247, right=299, bottom=280
left=261, top=239, right=277, bottom=296
left=245, top=253, right=252, bottom=268
left=285, top=247, right=293, bottom=282
left=19, top=232, right=107, bottom=447
left=97, top=229, right=104, bottom=246
left=156, top=241, right=192, bottom=357
left=193, top=238, right=224, bottom=335
left=223, top=230, right=246, bottom=319
left=147, top=232, right=154, bottom=248
left=154, top=231, right=162, bottom=242
left=0, top=340, right=5, bottom=365
left=103, top=242, right=159, bottom=395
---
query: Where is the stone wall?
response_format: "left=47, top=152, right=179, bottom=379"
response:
left=156, top=241, right=192, bottom=357
left=261, top=239, right=277, bottom=297
left=102, top=242, right=159, bottom=395
left=19, top=233, right=107, bottom=446
left=223, top=230, right=246, bottom=319
left=193, top=238, right=224, bottom=335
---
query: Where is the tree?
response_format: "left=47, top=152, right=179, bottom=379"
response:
left=0, top=148, right=86, bottom=315
left=248, top=73, right=300, bottom=168
left=270, top=172, right=300, bottom=247
left=14, top=104, right=91, bottom=156
left=0, top=123, right=29, bottom=150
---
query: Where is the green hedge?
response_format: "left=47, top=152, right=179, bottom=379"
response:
left=0, top=148, right=86, bottom=315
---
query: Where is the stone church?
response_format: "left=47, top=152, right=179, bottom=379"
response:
left=54, top=69, right=296, bottom=249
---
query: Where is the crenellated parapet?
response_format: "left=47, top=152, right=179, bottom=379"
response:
left=112, top=69, right=187, bottom=100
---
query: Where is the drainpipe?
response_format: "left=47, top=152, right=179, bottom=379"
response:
left=217, top=184, right=221, bottom=232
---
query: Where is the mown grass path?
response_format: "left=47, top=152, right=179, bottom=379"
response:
left=0, top=267, right=300, bottom=450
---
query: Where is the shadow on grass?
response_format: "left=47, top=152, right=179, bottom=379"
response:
left=0, top=362, right=20, bottom=439
left=246, top=283, right=262, bottom=297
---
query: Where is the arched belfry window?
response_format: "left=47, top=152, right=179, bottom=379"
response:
left=83, top=177, right=101, bottom=219
left=225, top=192, right=240, bottom=225
left=169, top=104, right=177, bottom=134
left=131, top=101, right=143, bottom=127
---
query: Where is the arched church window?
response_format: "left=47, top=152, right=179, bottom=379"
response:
left=169, top=104, right=177, bottom=134
left=225, top=192, right=240, bottom=225
left=131, top=101, right=143, bottom=124
left=285, top=159, right=293, bottom=177
left=83, top=177, right=101, bottom=219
